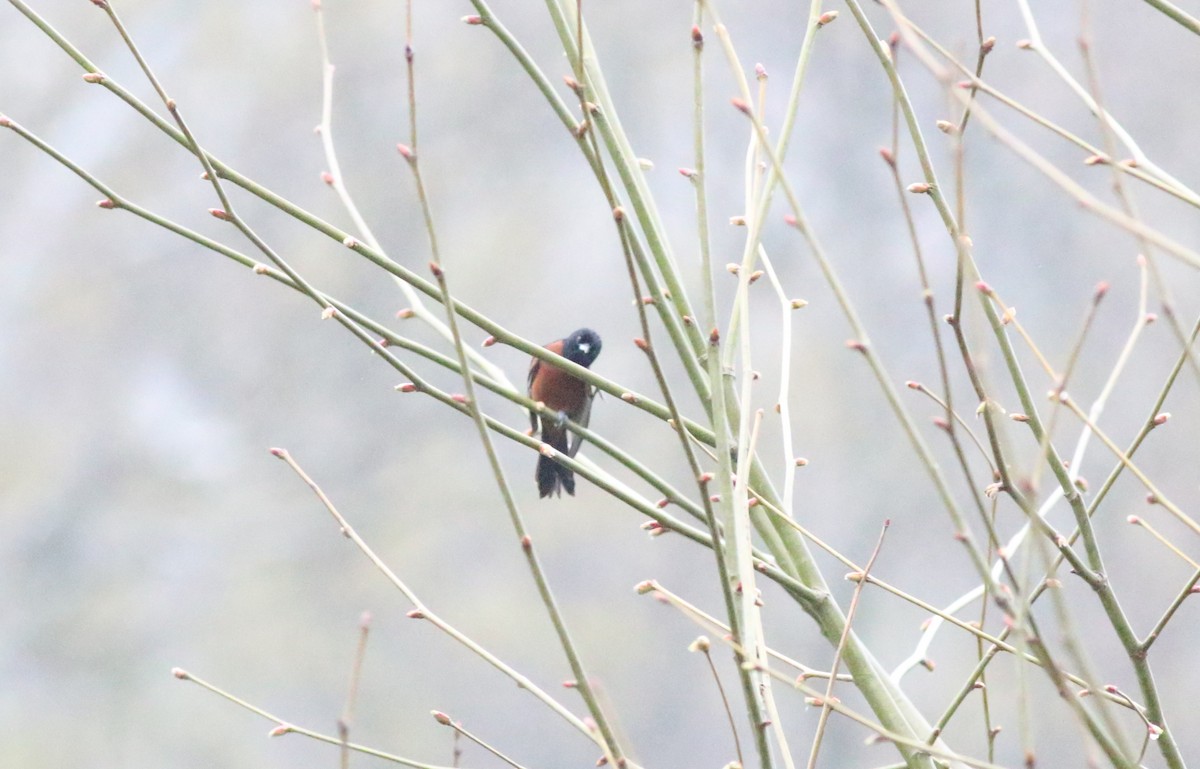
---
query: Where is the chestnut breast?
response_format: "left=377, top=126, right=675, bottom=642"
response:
left=529, top=339, right=590, bottom=418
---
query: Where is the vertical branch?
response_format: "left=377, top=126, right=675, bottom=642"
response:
left=311, top=2, right=511, bottom=386
left=400, top=5, right=623, bottom=762
left=338, top=612, right=372, bottom=769
left=806, top=521, right=890, bottom=769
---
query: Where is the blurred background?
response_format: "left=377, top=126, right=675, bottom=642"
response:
left=2, top=0, right=1199, bottom=767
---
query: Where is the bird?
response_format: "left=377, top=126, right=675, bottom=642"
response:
left=527, top=328, right=602, bottom=498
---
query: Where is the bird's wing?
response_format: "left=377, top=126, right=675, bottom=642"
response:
left=567, top=387, right=595, bottom=457
left=526, top=356, right=542, bottom=433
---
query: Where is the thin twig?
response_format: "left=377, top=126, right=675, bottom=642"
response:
left=807, top=521, right=890, bottom=769
left=339, top=612, right=372, bottom=769
left=431, top=712, right=531, bottom=769
left=269, top=449, right=602, bottom=745
left=171, top=668, right=456, bottom=769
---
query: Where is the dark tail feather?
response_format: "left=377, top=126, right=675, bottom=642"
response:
left=536, top=455, right=576, bottom=497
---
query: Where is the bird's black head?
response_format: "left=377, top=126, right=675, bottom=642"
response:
left=563, top=328, right=602, bottom=368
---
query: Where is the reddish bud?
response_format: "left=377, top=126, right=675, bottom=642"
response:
left=1094, top=281, right=1110, bottom=301
left=406, top=609, right=425, bottom=619
left=975, top=280, right=993, bottom=295
left=208, top=208, right=230, bottom=221
left=678, top=167, right=697, bottom=178
left=342, top=236, right=359, bottom=249
left=816, top=10, right=838, bottom=26
left=397, top=383, right=417, bottom=393
left=461, top=14, right=482, bottom=24
left=691, top=25, right=703, bottom=45
left=321, top=171, right=334, bottom=186
left=845, top=339, right=867, bottom=352
left=82, top=72, right=106, bottom=84
left=396, top=143, right=413, bottom=159
left=1084, top=154, right=1108, bottom=166
left=613, top=206, right=626, bottom=221
left=755, top=63, right=768, bottom=80
left=656, top=498, right=671, bottom=509
left=641, top=521, right=668, bottom=537
left=879, top=147, right=896, bottom=167
left=429, top=260, right=444, bottom=278
left=1153, top=412, right=1170, bottom=426
left=1016, top=39, right=1033, bottom=49
left=396, top=308, right=415, bottom=319
left=633, top=337, right=648, bottom=351
left=96, top=199, right=116, bottom=209
left=981, top=36, right=996, bottom=53
left=521, top=534, right=532, bottom=551
left=905, top=380, right=921, bottom=390
left=432, top=711, right=452, bottom=725
left=451, top=393, right=468, bottom=404
left=620, top=392, right=638, bottom=403
left=907, top=182, right=931, bottom=194
left=171, top=667, right=190, bottom=680
left=730, top=98, right=752, bottom=115
left=709, top=328, right=720, bottom=344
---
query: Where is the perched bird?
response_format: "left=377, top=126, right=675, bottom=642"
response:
left=527, top=328, right=602, bottom=498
